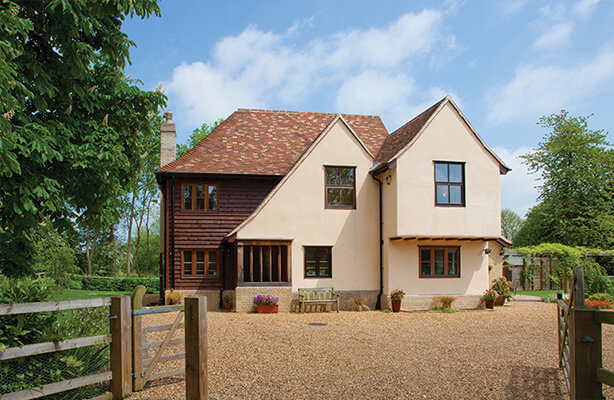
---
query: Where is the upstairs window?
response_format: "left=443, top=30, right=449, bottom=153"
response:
left=182, top=184, right=218, bottom=211
left=325, top=166, right=355, bottom=209
left=434, top=162, right=464, bottom=206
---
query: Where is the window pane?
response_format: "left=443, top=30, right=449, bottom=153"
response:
left=196, top=198, right=205, bottom=210
left=196, top=251, right=205, bottom=275
left=306, top=247, right=317, bottom=277
left=435, top=163, right=448, bottom=182
left=449, top=185, right=462, bottom=204
left=183, top=185, right=192, bottom=210
left=208, top=186, right=217, bottom=210
left=184, top=251, right=192, bottom=275
left=196, top=185, right=205, bottom=198
left=421, top=249, right=431, bottom=262
left=306, top=248, right=316, bottom=262
left=338, top=168, right=354, bottom=186
left=436, top=184, right=449, bottom=204
left=195, top=185, right=205, bottom=210
left=208, top=251, right=217, bottom=276
left=434, top=249, right=444, bottom=275
left=317, top=248, right=331, bottom=277
left=449, top=164, right=463, bottom=183
left=326, top=168, right=339, bottom=185
left=448, top=249, right=457, bottom=275
left=421, top=262, right=431, bottom=276
left=327, top=188, right=340, bottom=206
left=339, top=188, right=353, bottom=206
left=319, top=261, right=330, bottom=277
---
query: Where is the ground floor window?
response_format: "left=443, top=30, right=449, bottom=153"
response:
left=419, top=246, right=460, bottom=278
left=304, top=246, right=332, bottom=278
left=182, top=249, right=218, bottom=277
left=241, top=244, right=289, bottom=283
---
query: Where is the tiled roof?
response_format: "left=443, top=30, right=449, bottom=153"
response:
left=375, top=98, right=446, bottom=163
left=159, top=109, right=389, bottom=175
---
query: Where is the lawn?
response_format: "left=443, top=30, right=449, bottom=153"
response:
left=517, top=289, right=561, bottom=300
left=50, top=288, right=130, bottom=301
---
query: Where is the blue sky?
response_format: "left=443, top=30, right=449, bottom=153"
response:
left=123, top=0, right=614, bottom=217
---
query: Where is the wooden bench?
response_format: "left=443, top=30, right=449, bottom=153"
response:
left=298, top=288, right=339, bottom=313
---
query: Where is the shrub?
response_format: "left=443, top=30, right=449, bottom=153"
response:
left=167, top=290, right=182, bottom=305
left=588, top=293, right=614, bottom=302
left=581, top=260, right=614, bottom=296
left=491, top=277, right=512, bottom=298
left=77, top=274, right=159, bottom=293
left=437, top=296, right=456, bottom=309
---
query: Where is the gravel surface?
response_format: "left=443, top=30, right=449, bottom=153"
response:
left=130, top=301, right=614, bottom=400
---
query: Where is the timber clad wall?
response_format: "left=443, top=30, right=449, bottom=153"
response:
left=165, top=174, right=282, bottom=290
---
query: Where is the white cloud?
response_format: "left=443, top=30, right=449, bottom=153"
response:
left=493, top=146, right=540, bottom=217
left=487, top=47, right=614, bottom=124
left=533, top=23, right=573, bottom=48
left=574, top=0, right=600, bottom=17
left=165, top=10, right=455, bottom=129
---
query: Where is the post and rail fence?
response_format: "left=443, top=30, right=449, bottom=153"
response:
left=0, top=286, right=207, bottom=400
left=557, top=266, right=614, bottom=400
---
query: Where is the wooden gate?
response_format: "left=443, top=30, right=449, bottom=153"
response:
left=131, top=286, right=186, bottom=392
left=557, top=266, right=614, bottom=399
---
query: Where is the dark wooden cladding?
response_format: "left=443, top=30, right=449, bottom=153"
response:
left=164, top=174, right=282, bottom=290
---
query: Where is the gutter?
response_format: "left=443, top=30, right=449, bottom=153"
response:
left=370, top=169, right=386, bottom=310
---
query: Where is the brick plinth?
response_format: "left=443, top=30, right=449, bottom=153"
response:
left=380, top=294, right=484, bottom=311
left=235, top=286, right=293, bottom=313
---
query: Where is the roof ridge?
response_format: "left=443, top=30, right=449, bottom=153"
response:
left=236, top=108, right=382, bottom=118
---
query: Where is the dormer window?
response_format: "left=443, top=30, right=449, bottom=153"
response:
left=434, top=162, right=464, bottom=206
left=325, top=166, right=355, bottom=209
left=182, top=184, right=218, bottom=211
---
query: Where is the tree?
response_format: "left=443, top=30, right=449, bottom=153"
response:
left=501, top=208, right=523, bottom=243
left=519, top=111, right=614, bottom=248
left=0, top=1, right=166, bottom=276
left=176, top=118, right=224, bottom=157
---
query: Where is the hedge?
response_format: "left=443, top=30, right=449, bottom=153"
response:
left=70, top=274, right=160, bottom=293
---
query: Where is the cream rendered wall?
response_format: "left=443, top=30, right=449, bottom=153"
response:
left=395, top=102, right=502, bottom=237
left=235, top=120, right=380, bottom=291
left=386, top=240, right=489, bottom=295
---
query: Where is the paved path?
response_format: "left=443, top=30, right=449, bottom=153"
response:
left=512, top=294, right=544, bottom=302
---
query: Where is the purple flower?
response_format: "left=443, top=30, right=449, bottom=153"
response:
left=253, top=294, right=279, bottom=306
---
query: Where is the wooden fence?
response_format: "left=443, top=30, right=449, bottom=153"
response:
left=557, top=266, right=614, bottom=400
left=0, top=291, right=207, bottom=400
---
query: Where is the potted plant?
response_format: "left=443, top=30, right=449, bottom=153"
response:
left=491, top=277, right=512, bottom=306
left=253, top=294, right=279, bottom=314
left=223, top=294, right=233, bottom=310
left=483, top=289, right=499, bottom=309
left=390, top=289, right=405, bottom=313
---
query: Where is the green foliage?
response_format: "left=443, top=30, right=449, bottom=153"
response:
left=519, top=111, right=614, bottom=248
left=588, top=293, right=614, bottom=302
left=176, top=118, right=225, bottom=157
left=31, top=220, right=78, bottom=288
left=580, top=259, right=614, bottom=296
left=491, top=277, right=512, bottom=299
left=80, top=274, right=159, bottom=293
left=0, top=276, right=110, bottom=396
left=0, top=0, right=166, bottom=276
left=501, top=208, right=523, bottom=243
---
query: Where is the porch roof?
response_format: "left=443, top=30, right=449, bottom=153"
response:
left=389, top=235, right=512, bottom=247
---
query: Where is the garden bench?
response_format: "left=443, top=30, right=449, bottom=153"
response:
left=298, top=288, right=339, bottom=313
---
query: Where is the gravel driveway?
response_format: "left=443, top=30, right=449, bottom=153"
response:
left=130, top=301, right=614, bottom=400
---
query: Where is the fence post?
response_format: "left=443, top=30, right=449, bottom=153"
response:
left=131, top=285, right=147, bottom=391
left=185, top=296, right=207, bottom=400
left=110, top=295, right=132, bottom=399
left=569, top=307, right=602, bottom=399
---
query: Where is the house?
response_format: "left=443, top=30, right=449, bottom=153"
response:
left=156, top=96, right=511, bottom=311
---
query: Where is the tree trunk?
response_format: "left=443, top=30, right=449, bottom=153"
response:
left=145, top=193, right=152, bottom=275
left=133, top=201, right=145, bottom=277
left=85, top=229, right=100, bottom=276
left=125, top=190, right=137, bottom=277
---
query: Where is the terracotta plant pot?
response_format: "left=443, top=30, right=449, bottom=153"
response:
left=485, top=299, right=495, bottom=309
left=256, top=304, right=279, bottom=314
left=391, top=299, right=401, bottom=313
left=494, top=296, right=506, bottom=306
left=223, top=303, right=232, bottom=310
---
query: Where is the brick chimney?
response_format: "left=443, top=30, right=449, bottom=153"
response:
left=160, top=111, right=176, bottom=167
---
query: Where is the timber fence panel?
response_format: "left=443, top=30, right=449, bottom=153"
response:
left=0, top=297, right=114, bottom=400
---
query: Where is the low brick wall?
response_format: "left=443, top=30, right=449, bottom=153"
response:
left=164, top=289, right=220, bottom=311
left=380, top=294, right=484, bottom=311
left=234, top=286, right=293, bottom=313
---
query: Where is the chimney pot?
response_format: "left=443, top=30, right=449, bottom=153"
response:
left=165, top=111, right=172, bottom=123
